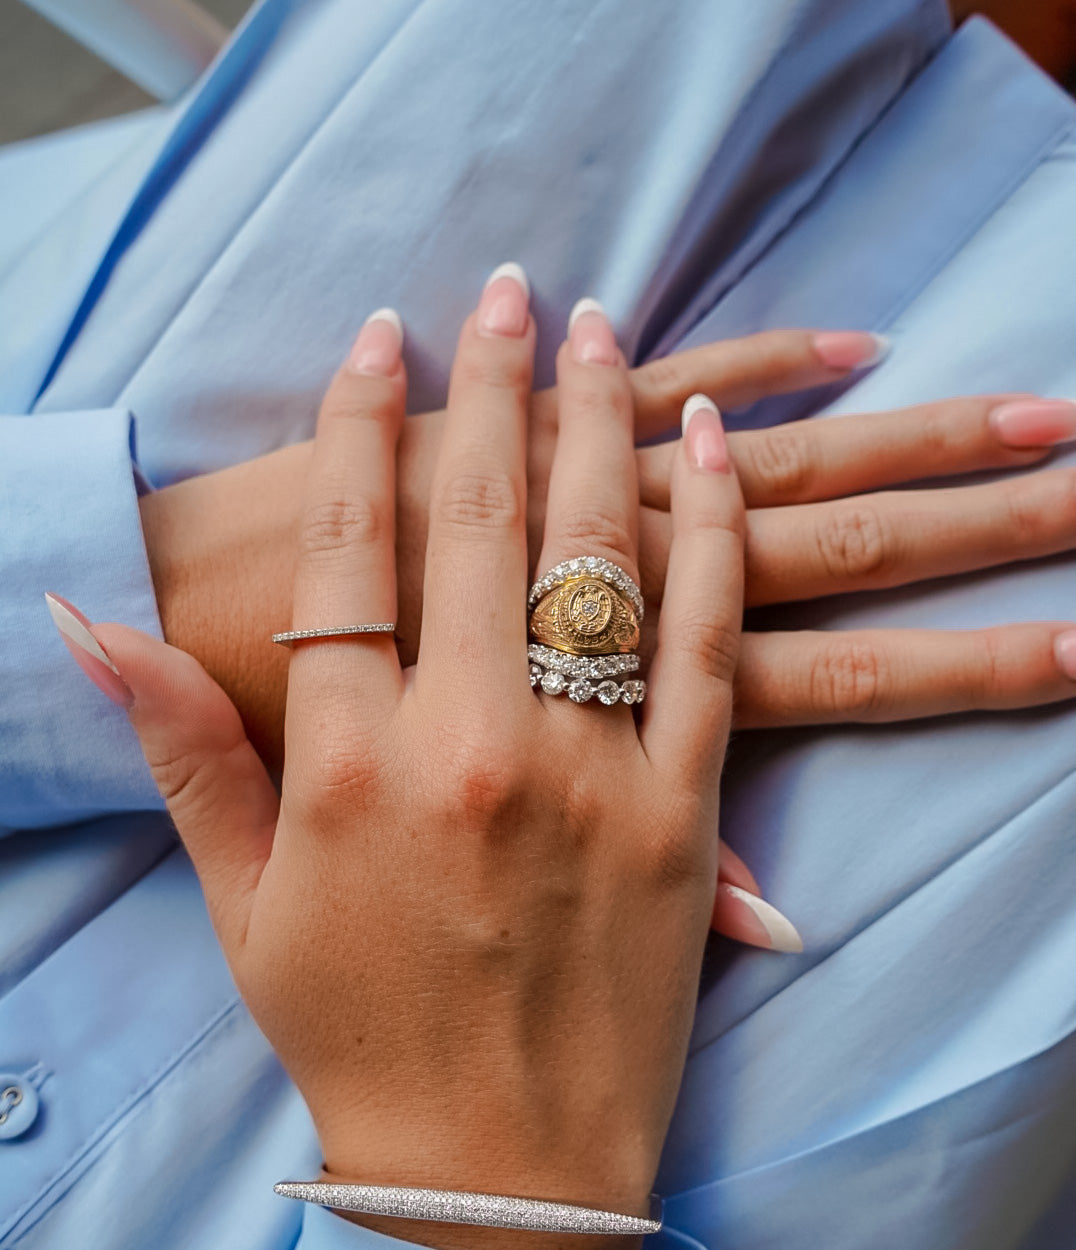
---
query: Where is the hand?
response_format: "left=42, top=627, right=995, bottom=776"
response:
left=86, top=276, right=745, bottom=1248
left=139, top=334, right=1076, bottom=950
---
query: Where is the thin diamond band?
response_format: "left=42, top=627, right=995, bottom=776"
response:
left=273, top=1181, right=663, bottom=1235
left=272, top=624, right=396, bottom=646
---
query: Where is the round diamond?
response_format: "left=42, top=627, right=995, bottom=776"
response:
left=620, top=684, right=636, bottom=704
left=541, top=671, right=567, bottom=695
left=596, top=680, right=620, bottom=705
left=568, top=679, right=594, bottom=703
left=529, top=663, right=543, bottom=688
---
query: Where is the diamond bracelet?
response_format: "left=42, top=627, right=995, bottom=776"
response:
left=274, top=1181, right=663, bottom=1235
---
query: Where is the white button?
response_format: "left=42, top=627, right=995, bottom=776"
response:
left=0, top=1074, right=40, bottom=1140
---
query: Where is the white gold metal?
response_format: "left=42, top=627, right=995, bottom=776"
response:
left=528, top=643, right=640, bottom=680
left=273, top=1181, right=663, bottom=1235
left=528, top=556, right=644, bottom=621
left=272, top=623, right=396, bottom=647
left=529, top=661, right=646, bottom=706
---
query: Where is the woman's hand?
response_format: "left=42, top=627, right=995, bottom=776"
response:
left=82, top=274, right=744, bottom=1248
left=636, top=393, right=1076, bottom=723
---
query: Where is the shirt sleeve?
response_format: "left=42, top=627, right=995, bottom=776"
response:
left=0, top=409, right=165, bottom=834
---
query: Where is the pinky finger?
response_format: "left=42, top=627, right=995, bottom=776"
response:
left=717, top=840, right=760, bottom=892
left=711, top=883, right=805, bottom=953
left=735, top=623, right=1076, bottom=728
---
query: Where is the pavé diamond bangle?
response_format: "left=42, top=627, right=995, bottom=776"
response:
left=273, top=1181, right=664, bottom=1235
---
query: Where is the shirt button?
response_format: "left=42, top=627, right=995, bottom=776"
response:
left=0, top=1074, right=40, bottom=1140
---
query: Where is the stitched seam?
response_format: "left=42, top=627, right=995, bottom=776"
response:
left=0, top=995, right=242, bottom=1246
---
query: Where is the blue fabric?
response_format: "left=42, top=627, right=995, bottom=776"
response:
left=3, top=1, right=1076, bottom=1246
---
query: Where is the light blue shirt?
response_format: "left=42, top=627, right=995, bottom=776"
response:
left=3, top=2, right=1076, bottom=1246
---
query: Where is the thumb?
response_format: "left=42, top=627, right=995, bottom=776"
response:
left=46, top=593, right=277, bottom=947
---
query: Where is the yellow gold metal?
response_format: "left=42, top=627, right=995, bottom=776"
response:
left=527, top=575, right=640, bottom=655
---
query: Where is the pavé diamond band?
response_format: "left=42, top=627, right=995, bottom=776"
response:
left=271, top=623, right=397, bottom=646
left=273, top=1181, right=664, bottom=1235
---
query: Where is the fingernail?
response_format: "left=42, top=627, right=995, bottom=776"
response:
left=718, top=884, right=804, bottom=953
left=682, top=393, right=730, bottom=473
left=477, top=262, right=530, bottom=338
left=45, top=592, right=133, bottom=708
left=989, top=399, right=1076, bottom=448
left=1054, top=630, right=1076, bottom=679
left=568, top=297, right=618, bottom=365
left=812, top=331, right=891, bottom=371
left=347, top=308, right=403, bottom=376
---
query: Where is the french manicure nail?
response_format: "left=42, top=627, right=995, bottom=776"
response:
left=812, top=331, right=891, bottom=371
left=346, top=307, right=403, bottom=376
left=989, top=399, right=1076, bottom=449
left=45, top=592, right=133, bottom=708
left=682, top=393, right=730, bottom=473
left=1054, top=630, right=1076, bottom=679
left=568, top=297, right=618, bottom=365
left=719, top=884, right=804, bottom=953
left=477, top=262, right=530, bottom=338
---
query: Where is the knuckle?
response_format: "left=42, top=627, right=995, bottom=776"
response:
left=808, top=640, right=885, bottom=717
left=568, top=379, right=633, bottom=428
left=633, top=354, right=685, bottom=406
left=558, top=498, right=634, bottom=561
left=970, top=629, right=1007, bottom=706
left=305, top=733, right=380, bottom=804
left=643, top=798, right=710, bottom=891
left=678, top=611, right=741, bottom=684
left=917, top=406, right=964, bottom=460
left=298, top=496, right=383, bottom=559
left=442, top=745, right=521, bottom=831
left=1004, top=470, right=1076, bottom=546
left=455, top=349, right=531, bottom=398
left=434, top=466, right=524, bottom=533
left=816, top=504, right=889, bottom=581
left=745, top=428, right=814, bottom=500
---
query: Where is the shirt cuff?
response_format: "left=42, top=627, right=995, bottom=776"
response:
left=0, top=409, right=164, bottom=832
left=294, top=1203, right=428, bottom=1250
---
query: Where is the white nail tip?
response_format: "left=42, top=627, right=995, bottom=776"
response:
left=485, top=262, right=530, bottom=299
left=724, top=885, right=804, bottom=953
left=681, top=392, right=719, bottom=438
left=364, top=307, right=403, bottom=339
left=568, top=297, right=606, bottom=333
left=864, top=333, right=892, bottom=366
left=45, top=593, right=120, bottom=675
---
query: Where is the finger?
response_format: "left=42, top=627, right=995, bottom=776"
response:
left=46, top=595, right=276, bottom=951
left=418, top=264, right=534, bottom=695
left=735, top=624, right=1076, bottom=728
left=288, top=310, right=406, bottom=718
left=717, top=840, right=760, bottom=892
left=746, top=467, right=1076, bottom=608
left=531, top=300, right=641, bottom=715
left=637, top=395, right=1076, bottom=513
left=711, top=884, right=804, bottom=953
left=630, top=328, right=887, bottom=441
left=642, top=396, right=745, bottom=783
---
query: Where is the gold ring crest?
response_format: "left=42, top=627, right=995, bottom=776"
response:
left=528, top=575, right=640, bottom=655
